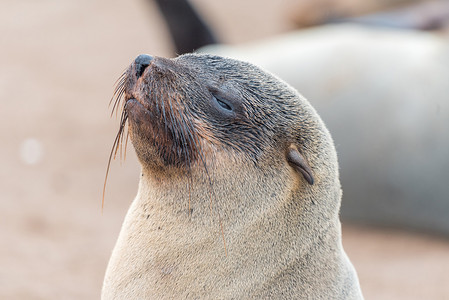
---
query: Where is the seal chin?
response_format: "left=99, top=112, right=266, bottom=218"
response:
left=124, top=98, right=152, bottom=133
left=125, top=98, right=143, bottom=112
left=117, top=55, right=211, bottom=169
left=123, top=86, right=200, bottom=169
left=124, top=98, right=148, bottom=120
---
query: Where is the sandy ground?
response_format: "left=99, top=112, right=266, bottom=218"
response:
left=1, top=0, right=448, bottom=299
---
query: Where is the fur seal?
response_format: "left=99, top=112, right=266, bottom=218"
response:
left=102, top=53, right=363, bottom=299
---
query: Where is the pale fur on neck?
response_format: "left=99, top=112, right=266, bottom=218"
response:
left=102, top=150, right=362, bottom=299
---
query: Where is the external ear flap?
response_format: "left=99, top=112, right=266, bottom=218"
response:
left=286, top=144, right=314, bottom=185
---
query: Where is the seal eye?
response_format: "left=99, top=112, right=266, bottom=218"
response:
left=212, top=94, right=233, bottom=112
left=216, top=98, right=232, bottom=111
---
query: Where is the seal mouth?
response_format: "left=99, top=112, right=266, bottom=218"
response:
left=124, top=98, right=141, bottom=108
left=103, top=57, right=208, bottom=210
left=108, top=56, right=205, bottom=170
left=124, top=98, right=148, bottom=115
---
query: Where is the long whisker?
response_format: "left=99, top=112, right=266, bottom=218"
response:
left=103, top=110, right=128, bottom=212
left=111, top=84, right=126, bottom=118
left=124, top=125, right=129, bottom=161
left=109, top=72, right=127, bottom=106
left=114, top=109, right=128, bottom=159
left=110, top=72, right=127, bottom=117
left=115, top=86, right=127, bottom=118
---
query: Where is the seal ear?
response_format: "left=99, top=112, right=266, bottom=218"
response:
left=286, top=145, right=314, bottom=185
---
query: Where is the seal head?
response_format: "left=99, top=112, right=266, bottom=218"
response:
left=116, top=53, right=314, bottom=184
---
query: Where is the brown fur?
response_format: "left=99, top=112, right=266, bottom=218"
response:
left=102, top=53, right=363, bottom=299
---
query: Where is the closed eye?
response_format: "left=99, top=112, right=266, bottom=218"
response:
left=212, top=94, right=233, bottom=112
left=216, top=97, right=232, bottom=111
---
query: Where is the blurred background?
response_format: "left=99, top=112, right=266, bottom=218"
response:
left=1, top=0, right=448, bottom=299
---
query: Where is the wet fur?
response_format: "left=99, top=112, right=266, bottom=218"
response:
left=102, top=53, right=363, bottom=299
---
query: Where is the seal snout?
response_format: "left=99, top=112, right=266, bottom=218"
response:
left=120, top=54, right=203, bottom=168
left=134, top=54, right=153, bottom=78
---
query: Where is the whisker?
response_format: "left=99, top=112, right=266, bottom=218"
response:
left=103, top=110, right=128, bottom=211
left=108, top=72, right=126, bottom=107
left=124, top=125, right=129, bottom=161
left=110, top=72, right=127, bottom=117
left=119, top=114, right=128, bottom=162
left=111, top=84, right=126, bottom=118
left=114, top=110, right=128, bottom=160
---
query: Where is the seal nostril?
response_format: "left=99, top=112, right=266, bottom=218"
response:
left=135, top=54, right=153, bottom=78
